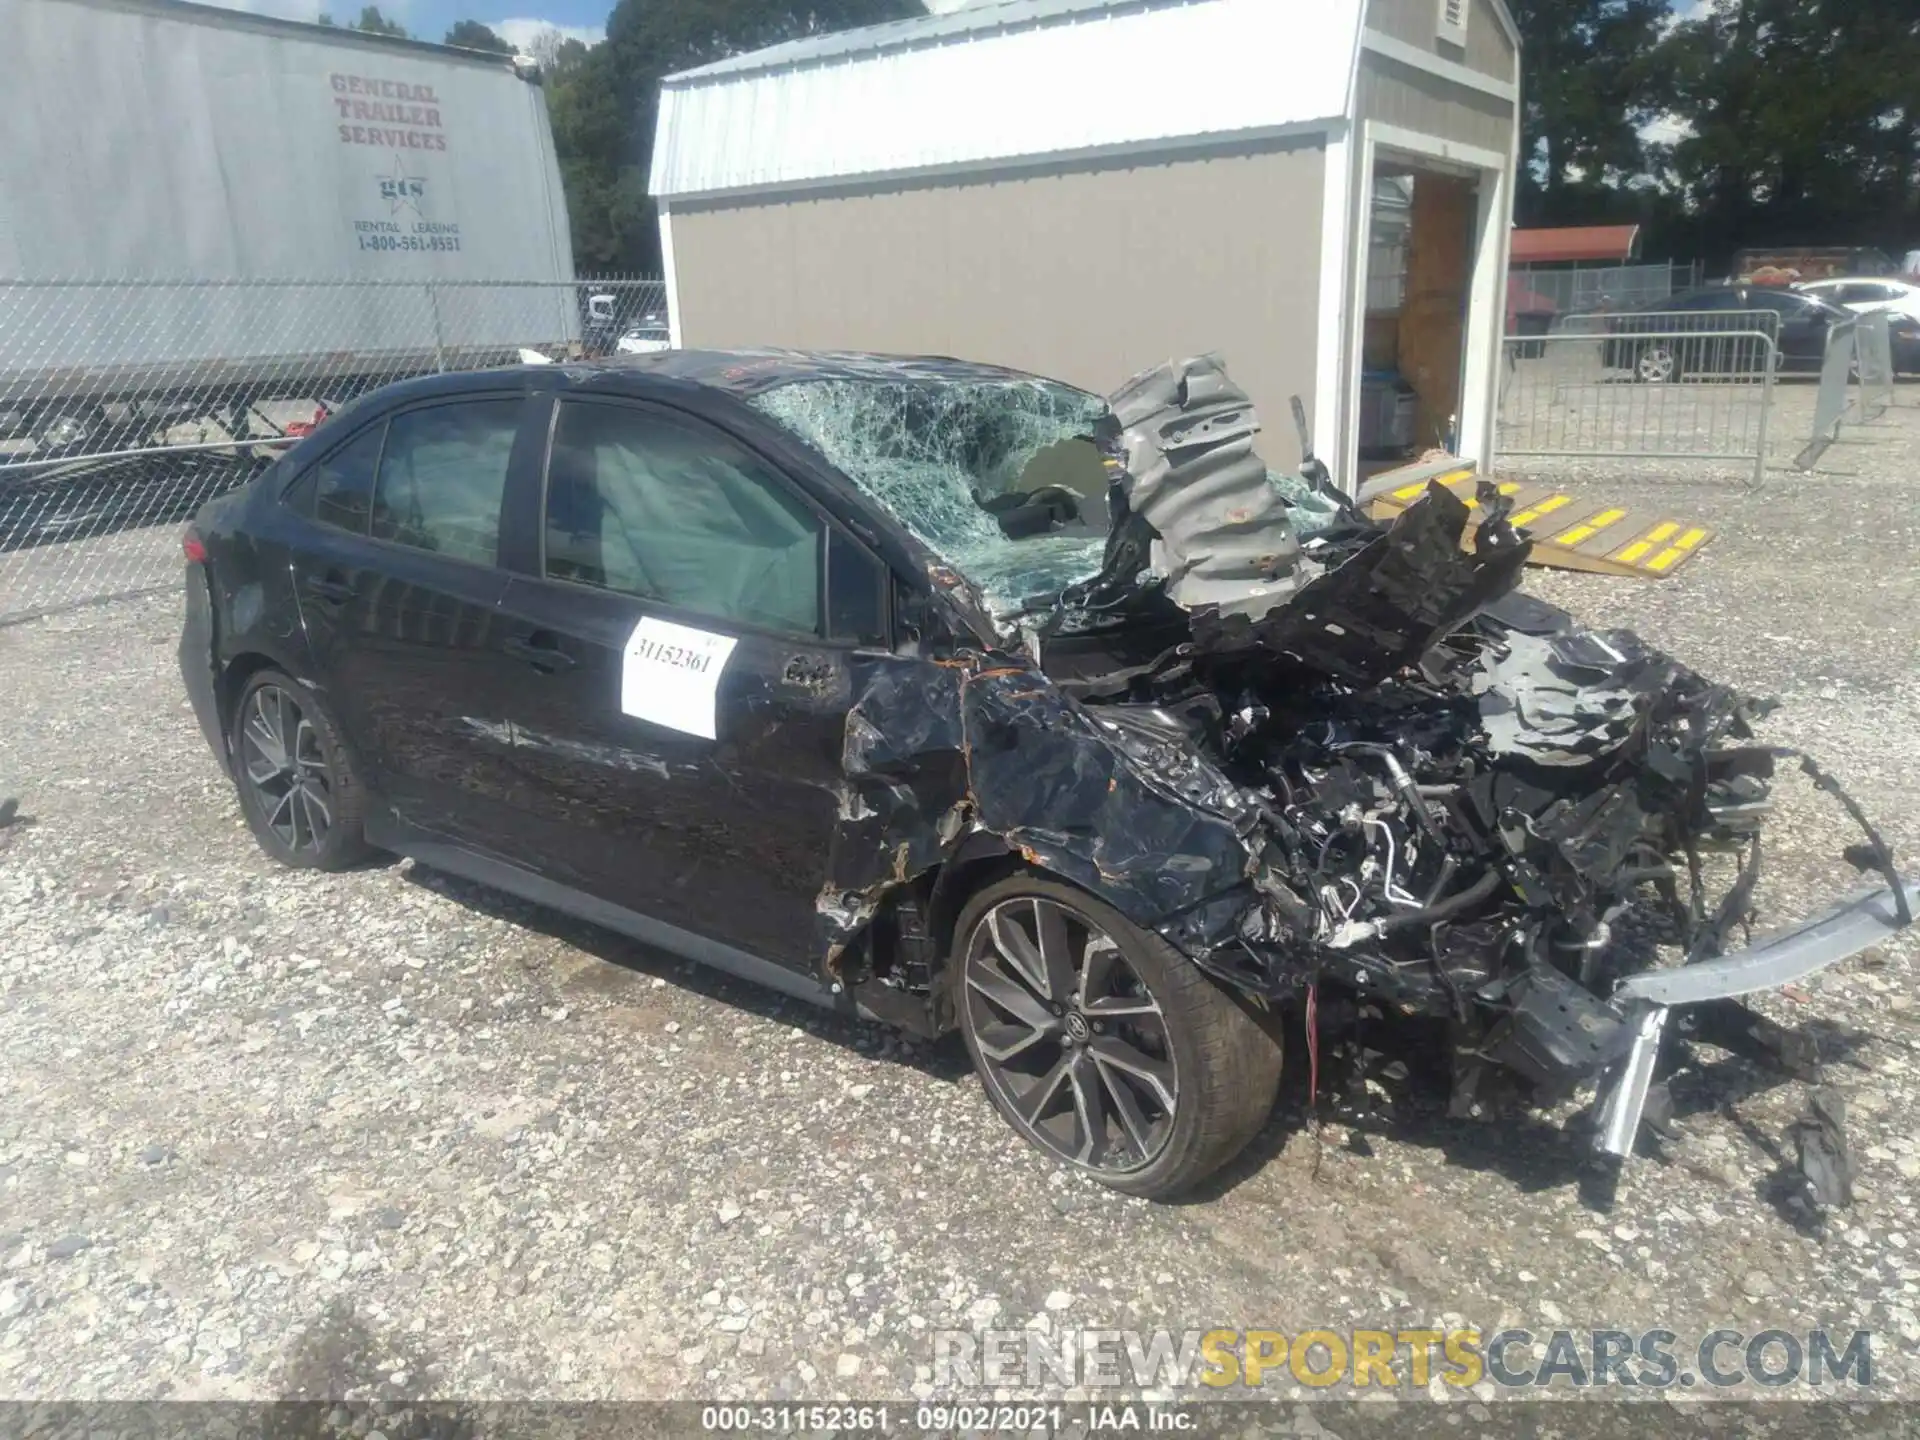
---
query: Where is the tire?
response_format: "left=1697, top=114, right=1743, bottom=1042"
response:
left=951, top=873, right=1282, bottom=1199
left=228, top=668, right=370, bottom=871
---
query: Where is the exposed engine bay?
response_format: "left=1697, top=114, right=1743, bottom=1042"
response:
left=803, top=354, right=1913, bottom=1205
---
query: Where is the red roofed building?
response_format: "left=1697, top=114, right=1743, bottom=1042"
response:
left=1510, top=225, right=1643, bottom=266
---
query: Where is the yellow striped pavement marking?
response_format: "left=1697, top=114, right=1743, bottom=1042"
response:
left=1552, top=508, right=1630, bottom=548
left=1508, top=494, right=1573, bottom=528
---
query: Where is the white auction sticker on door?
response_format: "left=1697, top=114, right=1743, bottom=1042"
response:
left=620, top=616, right=738, bottom=740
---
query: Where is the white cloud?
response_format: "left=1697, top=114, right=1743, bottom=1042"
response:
left=487, top=16, right=603, bottom=49
left=1639, top=112, right=1694, bottom=145
left=1661, top=0, right=1729, bottom=35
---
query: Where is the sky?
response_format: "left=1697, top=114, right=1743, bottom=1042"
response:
left=199, top=0, right=1711, bottom=74
left=201, top=0, right=609, bottom=49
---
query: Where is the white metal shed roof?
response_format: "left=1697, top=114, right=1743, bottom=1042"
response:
left=650, top=0, right=1366, bottom=202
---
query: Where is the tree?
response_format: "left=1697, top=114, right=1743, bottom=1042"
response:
left=1508, top=0, right=1669, bottom=223
left=1650, top=0, right=1920, bottom=264
left=349, top=5, right=408, bottom=37
left=443, top=19, right=515, bottom=53
left=518, top=24, right=577, bottom=73
left=546, top=0, right=923, bottom=272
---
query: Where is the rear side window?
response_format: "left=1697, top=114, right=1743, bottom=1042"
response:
left=371, top=400, right=521, bottom=566
left=303, top=425, right=385, bottom=534
left=544, top=401, right=823, bottom=636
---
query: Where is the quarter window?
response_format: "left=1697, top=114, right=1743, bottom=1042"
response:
left=371, top=400, right=521, bottom=566
left=305, top=425, right=385, bottom=534
left=544, top=402, right=823, bottom=636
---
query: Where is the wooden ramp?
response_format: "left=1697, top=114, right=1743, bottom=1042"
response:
left=1356, top=459, right=1714, bottom=579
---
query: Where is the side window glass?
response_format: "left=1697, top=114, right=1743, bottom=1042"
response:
left=544, top=402, right=823, bottom=636
left=826, top=530, right=887, bottom=646
left=371, top=400, right=521, bottom=565
left=309, top=425, right=384, bottom=534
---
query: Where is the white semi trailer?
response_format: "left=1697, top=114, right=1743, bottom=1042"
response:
left=0, top=0, right=579, bottom=452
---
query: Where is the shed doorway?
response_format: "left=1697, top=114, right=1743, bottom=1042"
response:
left=1357, top=159, right=1480, bottom=479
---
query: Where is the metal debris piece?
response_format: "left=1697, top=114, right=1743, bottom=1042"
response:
left=1106, top=355, right=1303, bottom=618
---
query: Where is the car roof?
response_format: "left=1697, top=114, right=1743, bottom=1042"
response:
left=317, top=348, right=1102, bottom=446
left=586, top=347, right=1085, bottom=398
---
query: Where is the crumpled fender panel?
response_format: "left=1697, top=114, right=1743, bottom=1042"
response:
left=819, top=655, right=1267, bottom=975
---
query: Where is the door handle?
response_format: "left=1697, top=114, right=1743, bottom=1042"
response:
left=302, top=574, right=355, bottom=604
left=505, top=633, right=577, bottom=673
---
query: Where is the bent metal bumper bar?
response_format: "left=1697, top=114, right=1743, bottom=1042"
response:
left=1594, top=876, right=1917, bottom=1158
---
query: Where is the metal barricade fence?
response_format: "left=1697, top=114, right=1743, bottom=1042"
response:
left=1497, top=311, right=1781, bottom=490
left=0, top=276, right=666, bottom=623
left=1855, top=310, right=1895, bottom=421
left=1795, top=317, right=1861, bottom=471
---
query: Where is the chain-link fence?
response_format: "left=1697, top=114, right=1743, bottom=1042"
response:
left=0, top=276, right=666, bottom=623
left=1507, top=261, right=1704, bottom=320
left=1497, top=310, right=1781, bottom=489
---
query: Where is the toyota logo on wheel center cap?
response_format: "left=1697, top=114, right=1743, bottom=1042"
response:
left=1064, top=1011, right=1092, bottom=1042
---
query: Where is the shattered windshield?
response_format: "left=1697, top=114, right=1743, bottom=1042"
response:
left=748, top=376, right=1113, bottom=617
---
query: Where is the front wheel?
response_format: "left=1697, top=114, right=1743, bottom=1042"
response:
left=952, top=874, right=1282, bottom=1199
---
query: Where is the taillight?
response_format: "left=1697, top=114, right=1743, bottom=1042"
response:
left=183, top=529, right=208, bottom=565
left=285, top=403, right=331, bottom=439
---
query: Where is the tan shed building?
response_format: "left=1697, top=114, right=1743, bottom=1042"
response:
left=649, top=0, right=1521, bottom=489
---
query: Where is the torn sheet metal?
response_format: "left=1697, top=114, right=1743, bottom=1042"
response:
left=1105, top=355, right=1303, bottom=618
left=1184, top=480, right=1530, bottom=687
left=1475, top=628, right=1685, bottom=767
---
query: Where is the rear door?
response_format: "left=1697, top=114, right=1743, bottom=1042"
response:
left=286, top=392, right=537, bottom=837
left=489, top=393, right=892, bottom=972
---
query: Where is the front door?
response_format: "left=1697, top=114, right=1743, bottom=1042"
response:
left=488, top=395, right=890, bottom=973
left=286, top=394, right=532, bottom=839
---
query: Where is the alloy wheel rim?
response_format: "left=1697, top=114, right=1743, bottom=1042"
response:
left=1639, top=347, right=1676, bottom=382
left=239, top=684, right=333, bottom=854
left=963, top=896, right=1179, bottom=1174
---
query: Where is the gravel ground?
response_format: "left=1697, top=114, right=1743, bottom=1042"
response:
left=2, top=399, right=1918, bottom=1408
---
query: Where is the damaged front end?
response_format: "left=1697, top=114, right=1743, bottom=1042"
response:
left=765, top=354, right=1914, bottom=1200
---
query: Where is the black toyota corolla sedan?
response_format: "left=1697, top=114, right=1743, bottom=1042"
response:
left=181, top=349, right=1911, bottom=1202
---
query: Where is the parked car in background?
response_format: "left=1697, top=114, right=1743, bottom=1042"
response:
left=1794, top=279, right=1920, bottom=373
left=1600, top=285, right=1850, bottom=381
left=1796, top=277, right=1920, bottom=322
left=615, top=317, right=674, bottom=355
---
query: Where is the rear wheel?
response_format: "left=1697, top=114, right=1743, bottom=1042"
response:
left=229, top=669, right=370, bottom=870
left=952, top=874, right=1281, bottom=1199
